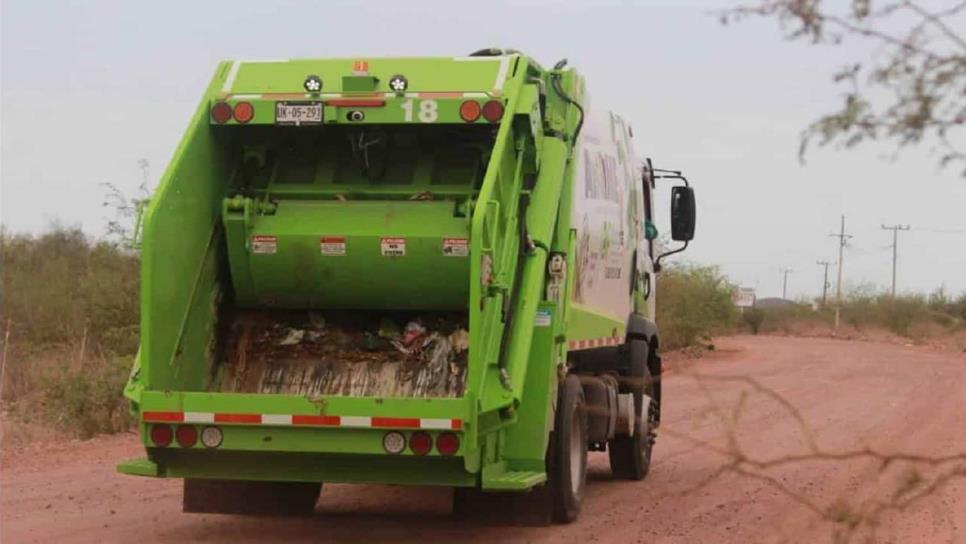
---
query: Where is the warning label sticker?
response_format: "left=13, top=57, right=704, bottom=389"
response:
left=380, top=237, right=406, bottom=257
left=442, top=237, right=469, bottom=257
left=535, top=308, right=552, bottom=327
left=320, top=236, right=347, bottom=256
left=251, top=235, right=277, bottom=254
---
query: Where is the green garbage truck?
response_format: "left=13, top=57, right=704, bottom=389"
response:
left=118, top=49, right=697, bottom=523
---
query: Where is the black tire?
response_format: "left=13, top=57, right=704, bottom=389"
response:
left=609, top=338, right=656, bottom=480
left=183, top=479, right=321, bottom=516
left=548, top=374, right=588, bottom=523
left=450, top=375, right=587, bottom=525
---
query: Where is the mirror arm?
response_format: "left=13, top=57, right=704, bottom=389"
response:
left=654, top=240, right=688, bottom=273
left=653, top=170, right=689, bottom=188
left=650, top=166, right=693, bottom=273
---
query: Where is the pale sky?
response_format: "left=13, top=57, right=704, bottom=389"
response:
left=2, top=0, right=965, bottom=299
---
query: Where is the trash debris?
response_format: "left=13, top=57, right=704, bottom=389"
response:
left=278, top=328, right=305, bottom=346
left=308, top=312, right=326, bottom=329
left=402, top=321, right=426, bottom=346
left=377, top=318, right=400, bottom=340
left=363, top=332, right=382, bottom=352
left=218, top=310, right=468, bottom=398
left=449, top=328, right=469, bottom=353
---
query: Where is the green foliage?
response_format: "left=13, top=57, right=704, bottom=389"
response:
left=752, top=302, right=830, bottom=335
left=656, top=264, right=739, bottom=349
left=1, top=226, right=140, bottom=439
left=1, top=226, right=140, bottom=354
left=840, top=291, right=930, bottom=337
left=742, top=307, right=765, bottom=334
left=39, top=356, right=134, bottom=439
left=747, top=287, right=965, bottom=340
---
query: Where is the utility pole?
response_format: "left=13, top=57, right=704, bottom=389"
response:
left=816, top=261, right=831, bottom=306
left=881, top=224, right=911, bottom=298
left=829, top=215, right=852, bottom=329
left=780, top=267, right=793, bottom=299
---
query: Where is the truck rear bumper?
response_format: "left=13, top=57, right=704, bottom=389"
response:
left=118, top=450, right=475, bottom=487
left=124, top=390, right=481, bottom=486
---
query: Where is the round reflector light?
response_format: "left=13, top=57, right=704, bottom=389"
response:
left=201, top=426, right=223, bottom=449
left=233, top=102, right=254, bottom=123
left=175, top=425, right=197, bottom=448
left=150, top=424, right=173, bottom=447
left=435, top=432, right=460, bottom=456
left=383, top=431, right=406, bottom=455
left=459, top=101, right=481, bottom=122
left=304, top=74, right=323, bottom=93
left=481, top=100, right=504, bottom=123
left=409, top=431, right=432, bottom=456
left=388, top=74, right=408, bottom=93
left=211, top=102, right=232, bottom=124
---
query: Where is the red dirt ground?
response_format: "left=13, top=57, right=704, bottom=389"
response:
left=2, top=335, right=964, bottom=543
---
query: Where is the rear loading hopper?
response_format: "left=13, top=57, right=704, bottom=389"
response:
left=119, top=52, right=687, bottom=524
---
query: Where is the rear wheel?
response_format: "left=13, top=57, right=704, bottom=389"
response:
left=548, top=374, right=588, bottom=523
left=183, top=479, right=321, bottom=516
left=609, top=338, right=656, bottom=480
left=451, top=374, right=587, bottom=525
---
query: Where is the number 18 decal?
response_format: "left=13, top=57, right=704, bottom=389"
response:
left=400, top=99, right=438, bottom=123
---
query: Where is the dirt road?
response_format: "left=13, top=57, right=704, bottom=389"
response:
left=2, top=336, right=965, bottom=543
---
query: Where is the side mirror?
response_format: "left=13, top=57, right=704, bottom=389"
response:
left=670, top=186, right=696, bottom=241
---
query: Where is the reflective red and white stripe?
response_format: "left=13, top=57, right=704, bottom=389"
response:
left=224, top=91, right=492, bottom=101
left=143, top=412, right=462, bottom=430
left=568, top=336, right=623, bottom=351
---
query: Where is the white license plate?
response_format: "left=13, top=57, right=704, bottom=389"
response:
left=275, top=102, right=323, bottom=125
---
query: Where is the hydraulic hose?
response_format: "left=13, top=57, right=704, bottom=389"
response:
left=550, top=59, right=585, bottom=143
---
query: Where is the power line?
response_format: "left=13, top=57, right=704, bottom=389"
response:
left=881, top=223, right=911, bottom=298
left=816, top=261, right=831, bottom=306
left=829, top=215, right=853, bottom=329
left=780, top=267, right=793, bottom=299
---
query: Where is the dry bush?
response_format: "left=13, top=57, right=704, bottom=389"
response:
left=744, top=289, right=965, bottom=345
left=656, top=264, right=739, bottom=350
left=0, top=226, right=139, bottom=441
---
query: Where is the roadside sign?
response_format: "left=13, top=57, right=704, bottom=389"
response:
left=734, top=287, right=756, bottom=308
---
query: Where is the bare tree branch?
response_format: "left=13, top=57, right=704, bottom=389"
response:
left=722, top=1, right=966, bottom=175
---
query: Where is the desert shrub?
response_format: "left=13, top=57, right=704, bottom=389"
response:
left=38, top=355, right=133, bottom=438
left=656, top=264, right=738, bottom=349
left=1, top=225, right=139, bottom=439
left=1, top=226, right=140, bottom=354
left=836, top=291, right=930, bottom=337
left=884, top=295, right=928, bottom=336
left=755, top=302, right=830, bottom=334
left=743, top=307, right=765, bottom=334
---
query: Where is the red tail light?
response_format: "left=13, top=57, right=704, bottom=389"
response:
left=175, top=425, right=198, bottom=448
left=232, top=102, right=254, bottom=123
left=481, top=100, right=504, bottom=123
left=150, top=424, right=173, bottom=447
left=211, top=102, right=232, bottom=124
left=459, top=100, right=481, bottom=122
left=409, top=431, right=432, bottom=456
left=435, top=432, right=460, bottom=456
